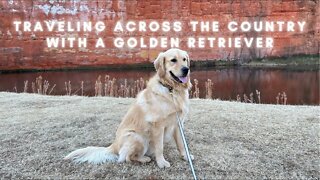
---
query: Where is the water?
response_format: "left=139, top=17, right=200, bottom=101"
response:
left=0, top=67, right=318, bottom=105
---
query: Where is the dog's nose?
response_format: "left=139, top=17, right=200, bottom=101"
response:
left=181, top=67, right=189, bottom=76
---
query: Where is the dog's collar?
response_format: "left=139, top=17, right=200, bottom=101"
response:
left=159, top=80, right=173, bottom=93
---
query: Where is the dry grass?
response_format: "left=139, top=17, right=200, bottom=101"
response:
left=276, top=92, right=288, bottom=105
left=237, top=90, right=261, bottom=104
left=190, top=79, right=202, bottom=99
left=28, top=76, right=56, bottom=95
left=0, top=92, right=319, bottom=179
left=205, top=79, right=213, bottom=99
left=15, top=75, right=287, bottom=104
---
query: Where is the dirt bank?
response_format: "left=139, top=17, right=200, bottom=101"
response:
left=0, top=92, right=319, bottom=179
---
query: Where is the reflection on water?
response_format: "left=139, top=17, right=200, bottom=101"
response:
left=0, top=67, right=319, bottom=105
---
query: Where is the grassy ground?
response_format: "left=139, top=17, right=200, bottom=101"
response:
left=0, top=92, right=319, bottom=179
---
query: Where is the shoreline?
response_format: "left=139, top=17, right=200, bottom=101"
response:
left=1, top=92, right=320, bottom=107
left=0, top=54, right=318, bottom=74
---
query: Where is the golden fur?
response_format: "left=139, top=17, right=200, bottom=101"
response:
left=65, top=48, right=192, bottom=168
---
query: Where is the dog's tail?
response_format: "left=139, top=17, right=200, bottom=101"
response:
left=64, top=145, right=118, bottom=164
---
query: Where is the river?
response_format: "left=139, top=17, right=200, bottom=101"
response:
left=0, top=67, right=318, bottom=105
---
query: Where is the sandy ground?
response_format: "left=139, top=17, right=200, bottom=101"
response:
left=0, top=92, right=319, bottom=179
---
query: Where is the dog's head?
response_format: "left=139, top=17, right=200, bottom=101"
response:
left=154, top=48, right=191, bottom=89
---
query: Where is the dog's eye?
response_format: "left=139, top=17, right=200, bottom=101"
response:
left=183, top=58, right=186, bottom=61
left=171, top=59, right=177, bottom=63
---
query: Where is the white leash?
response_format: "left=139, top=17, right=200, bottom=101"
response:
left=176, top=112, right=198, bottom=180
left=171, top=93, right=198, bottom=180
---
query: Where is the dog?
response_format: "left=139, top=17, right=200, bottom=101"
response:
left=64, top=48, right=193, bottom=168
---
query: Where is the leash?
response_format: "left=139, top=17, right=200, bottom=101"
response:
left=170, top=92, right=198, bottom=180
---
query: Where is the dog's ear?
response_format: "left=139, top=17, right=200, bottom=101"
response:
left=153, top=52, right=166, bottom=77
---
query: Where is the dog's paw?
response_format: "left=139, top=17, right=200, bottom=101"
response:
left=181, top=153, right=194, bottom=161
left=138, top=156, right=151, bottom=163
left=156, top=158, right=171, bottom=168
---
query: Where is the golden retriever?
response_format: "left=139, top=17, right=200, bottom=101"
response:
left=64, top=48, right=193, bottom=168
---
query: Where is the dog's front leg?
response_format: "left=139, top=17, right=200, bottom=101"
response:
left=174, top=126, right=194, bottom=161
left=152, top=125, right=170, bottom=168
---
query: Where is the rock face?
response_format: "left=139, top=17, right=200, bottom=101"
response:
left=0, top=0, right=318, bottom=71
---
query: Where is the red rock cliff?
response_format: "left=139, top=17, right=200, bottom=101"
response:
left=0, top=0, right=318, bottom=71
